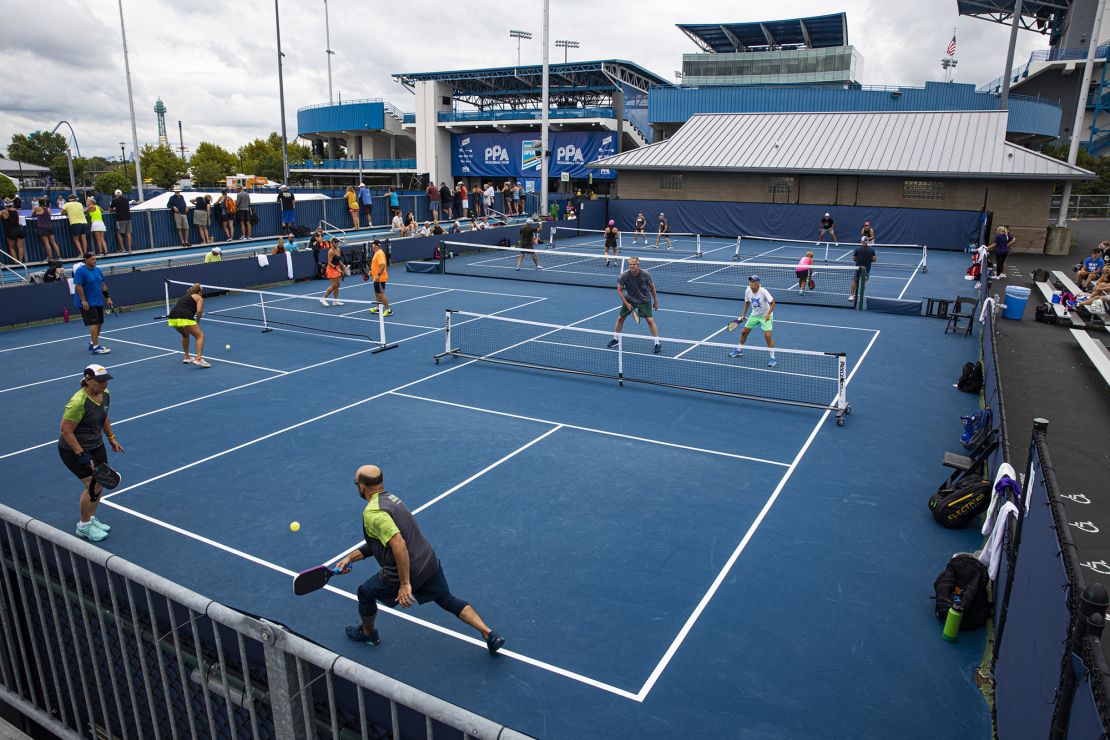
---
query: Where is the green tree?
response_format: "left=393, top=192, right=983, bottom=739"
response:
left=139, top=144, right=188, bottom=189
left=94, top=166, right=135, bottom=196
left=0, top=174, right=16, bottom=200
left=7, top=131, right=68, bottom=167
left=1041, top=143, right=1110, bottom=194
left=189, top=142, right=239, bottom=186
left=238, top=133, right=311, bottom=183
left=49, top=154, right=89, bottom=190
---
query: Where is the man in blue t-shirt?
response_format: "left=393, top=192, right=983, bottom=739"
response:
left=73, top=253, right=113, bottom=354
left=849, top=238, right=876, bottom=305
left=387, top=187, right=400, bottom=218
left=1078, top=247, right=1106, bottom=291
left=357, top=182, right=372, bottom=223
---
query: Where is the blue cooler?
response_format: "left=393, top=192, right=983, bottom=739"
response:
left=1002, top=285, right=1031, bottom=320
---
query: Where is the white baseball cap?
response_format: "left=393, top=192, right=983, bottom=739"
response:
left=84, top=364, right=113, bottom=381
left=114, top=189, right=123, bottom=196
left=211, top=246, right=222, bottom=254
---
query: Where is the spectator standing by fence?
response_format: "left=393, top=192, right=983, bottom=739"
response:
left=439, top=182, right=453, bottom=220
left=110, top=190, right=133, bottom=252
left=345, top=186, right=360, bottom=229
left=1, top=199, right=25, bottom=263
left=426, top=180, right=439, bottom=218
left=235, top=187, right=252, bottom=239
left=387, top=186, right=399, bottom=217
left=457, top=183, right=467, bottom=217
left=277, top=185, right=296, bottom=237
left=62, top=194, right=89, bottom=254
left=168, top=187, right=189, bottom=247
left=192, top=196, right=211, bottom=244
left=357, top=182, right=372, bottom=224
left=86, top=197, right=108, bottom=255
left=33, top=198, right=61, bottom=260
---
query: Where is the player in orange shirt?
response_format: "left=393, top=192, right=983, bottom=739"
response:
left=367, top=240, right=392, bottom=317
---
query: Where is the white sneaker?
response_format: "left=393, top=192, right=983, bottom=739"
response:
left=183, top=355, right=193, bottom=363
left=320, top=298, right=329, bottom=306
left=536, top=265, right=544, bottom=270
left=192, top=358, right=211, bottom=368
left=334, top=301, right=345, bottom=306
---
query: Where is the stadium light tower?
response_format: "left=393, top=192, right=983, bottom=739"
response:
left=324, top=0, right=335, bottom=104
left=555, top=39, right=579, bottom=64
left=510, top=29, right=532, bottom=65
left=941, top=57, right=958, bottom=82
left=117, top=0, right=144, bottom=201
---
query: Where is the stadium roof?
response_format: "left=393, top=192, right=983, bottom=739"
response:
left=956, top=0, right=1070, bottom=33
left=393, top=60, right=671, bottom=106
left=677, top=14, right=848, bottom=53
left=0, top=157, right=50, bottom=176
left=590, top=110, right=1092, bottom=180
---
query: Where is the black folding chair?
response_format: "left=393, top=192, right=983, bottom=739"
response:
left=941, top=429, right=999, bottom=487
left=945, top=295, right=979, bottom=336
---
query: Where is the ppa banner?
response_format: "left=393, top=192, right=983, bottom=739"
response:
left=453, top=132, right=617, bottom=179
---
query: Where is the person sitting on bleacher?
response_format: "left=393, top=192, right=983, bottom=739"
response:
left=1077, top=247, right=1106, bottom=291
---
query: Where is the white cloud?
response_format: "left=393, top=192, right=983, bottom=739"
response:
left=0, top=0, right=1055, bottom=158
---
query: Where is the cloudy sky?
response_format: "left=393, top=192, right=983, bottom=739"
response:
left=4, top=0, right=1052, bottom=159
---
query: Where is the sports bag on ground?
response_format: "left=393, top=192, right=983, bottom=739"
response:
left=956, top=362, right=983, bottom=394
left=1034, top=303, right=1058, bottom=324
left=929, top=476, right=991, bottom=528
left=933, top=553, right=991, bottom=631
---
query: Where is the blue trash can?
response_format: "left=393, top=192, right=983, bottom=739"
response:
left=1002, top=285, right=1031, bottom=320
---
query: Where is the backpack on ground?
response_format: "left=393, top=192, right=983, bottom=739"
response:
left=959, top=407, right=992, bottom=448
left=929, top=475, right=991, bottom=528
left=956, top=361, right=983, bottom=394
left=1034, top=303, right=1058, bottom=324
left=933, top=553, right=991, bottom=630
left=1031, top=268, right=1050, bottom=282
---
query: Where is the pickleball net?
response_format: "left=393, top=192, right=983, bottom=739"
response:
left=435, top=309, right=850, bottom=421
left=163, top=279, right=396, bottom=351
left=438, top=241, right=866, bottom=308
left=736, top=235, right=927, bottom=272
left=549, top=226, right=707, bottom=256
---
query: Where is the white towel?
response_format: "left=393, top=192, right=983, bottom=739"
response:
left=979, top=501, right=1019, bottom=581
left=256, top=254, right=269, bottom=268
left=981, top=464, right=1018, bottom=536
left=285, top=250, right=294, bottom=280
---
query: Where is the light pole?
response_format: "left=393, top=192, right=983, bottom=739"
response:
left=510, top=29, right=532, bottom=66
left=117, top=0, right=145, bottom=201
left=555, top=39, right=579, bottom=64
left=540, top=3, right=550, bottom=217
left=324, top=0, right=335, bottom=104
left=49, top=121, right=80, bottom=197
left=941, top=57, right=958, bottom=82
left=275, top=0, right=290, bottom=184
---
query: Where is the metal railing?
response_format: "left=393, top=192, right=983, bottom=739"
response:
left=979, top=41, right=1110, bottom=93
left=436, top=107, right=615, bottom=123
left=382, top=102, right=406, bottom=123
left=290, top=159, right=417, bottom=171
left=297, top=98, right=385, bottom=112
left=0, top=502, right=531, bottom=739
left=1049, top=193, right=1110, bottom=219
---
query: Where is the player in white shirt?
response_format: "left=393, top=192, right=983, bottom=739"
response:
left=728, top=275, right=777, bottom=367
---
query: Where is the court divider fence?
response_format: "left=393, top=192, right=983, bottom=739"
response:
left=977, top=279, right=1110, bottom=738
left=0, top=503, right=532, bottom=740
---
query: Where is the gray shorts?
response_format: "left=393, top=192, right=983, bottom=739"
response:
left=193, top=210, right=209, bottom=226
left=173, top=213, right=189, bottom=229
left=116, top=220, right=132, bottom=235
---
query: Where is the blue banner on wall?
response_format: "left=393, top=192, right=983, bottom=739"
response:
left=453, top=132, right=617, bottom=179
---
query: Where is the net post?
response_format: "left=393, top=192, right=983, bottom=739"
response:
left=444, top=309, right=452, bottom=355
left=161, top=280, right=170, bottom=319
left=856, top=270, right=868, bottom=311
left=695, top=234, right=702, bottom=257
left=823, top=242, right=830, bottom=263
left=837, top=353, right=848, bottom=415
left=370, top=301, right=397, bottom=353
left=258, top=290, right=272, bottom=332
left=922, top=244, right=928, bottom=273
left=616, top=334, right=624, bottom=386
left=617, top=230, right=623, bottom=250
left=548, top=229, right=555, bottom=245
left=734, top=236, right=741, bottom=260
left=438, top=241, right=446, bottom=273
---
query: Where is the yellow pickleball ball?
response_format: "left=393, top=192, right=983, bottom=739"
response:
left=225, top=344, right=231, bottom=350
left=289, top=521, right=300, bottom=532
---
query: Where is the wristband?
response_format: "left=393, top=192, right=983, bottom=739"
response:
left=107, top=434, right=116, bottom=440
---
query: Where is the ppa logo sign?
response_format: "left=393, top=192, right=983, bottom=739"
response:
left=555, top=144, right=585, bottom=165
left=484, top=145, right=510, bottom=164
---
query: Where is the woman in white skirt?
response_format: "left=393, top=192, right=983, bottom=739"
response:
left=85, top=197, right=109, bottom=255
left=192, top=196, right=211, bottom=244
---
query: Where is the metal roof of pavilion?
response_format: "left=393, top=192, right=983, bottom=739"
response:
left=677, top=14, right=848, bottom=53
left=590, top=110, right=1093, bottom=180
left=956, top=0, right=1071, bottom=33
left=0, top=157, right=50, bottom=175
left=392, top=60, right=671, bottom=105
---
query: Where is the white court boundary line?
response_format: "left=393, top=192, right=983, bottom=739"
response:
left=105, top=336, right=289, bottom=374
left=0, top=297, right=548, bottom=461
left=896, top=262, right=923, bottom=300
left=633, top=326, right=881, bottom=700
left=0, top=351, right=176, bottom=394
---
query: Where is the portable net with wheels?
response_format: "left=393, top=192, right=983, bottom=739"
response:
left=735, top=235, right=927, bottom=272
left=163, top=280, right=397, bottom=351
left=438, top=241, right=867, bottom=309
left=434, top=309, right=851, bottom=423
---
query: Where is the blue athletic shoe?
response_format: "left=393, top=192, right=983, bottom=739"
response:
left=728, top=348, right=743, bottom=358
left=76, top=523, right=108, bottom=542
left=90, top=516, right=111, bottom=532
left=486, top=631, right=506, bottom=655
left=768, top=358, right=778, bottom=368
left=345, top=625, right=380, bottom=645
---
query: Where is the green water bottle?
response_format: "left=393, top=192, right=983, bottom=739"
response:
left=942, top=596, right=963, bottom=642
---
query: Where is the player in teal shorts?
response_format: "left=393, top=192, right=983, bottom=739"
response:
left=728, top=275, right=777, bottom=367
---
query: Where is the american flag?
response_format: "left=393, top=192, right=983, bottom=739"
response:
left=947, top=33, right=957, bottom=57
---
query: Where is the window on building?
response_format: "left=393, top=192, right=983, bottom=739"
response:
left=903, top=180, right=946, bottom=200
left=768, top=176, right=794, bottom=195
left=661, top=174, right=683, bottom=191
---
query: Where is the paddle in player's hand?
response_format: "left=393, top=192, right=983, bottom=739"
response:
left=293, top=565, right=351, bottom=595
